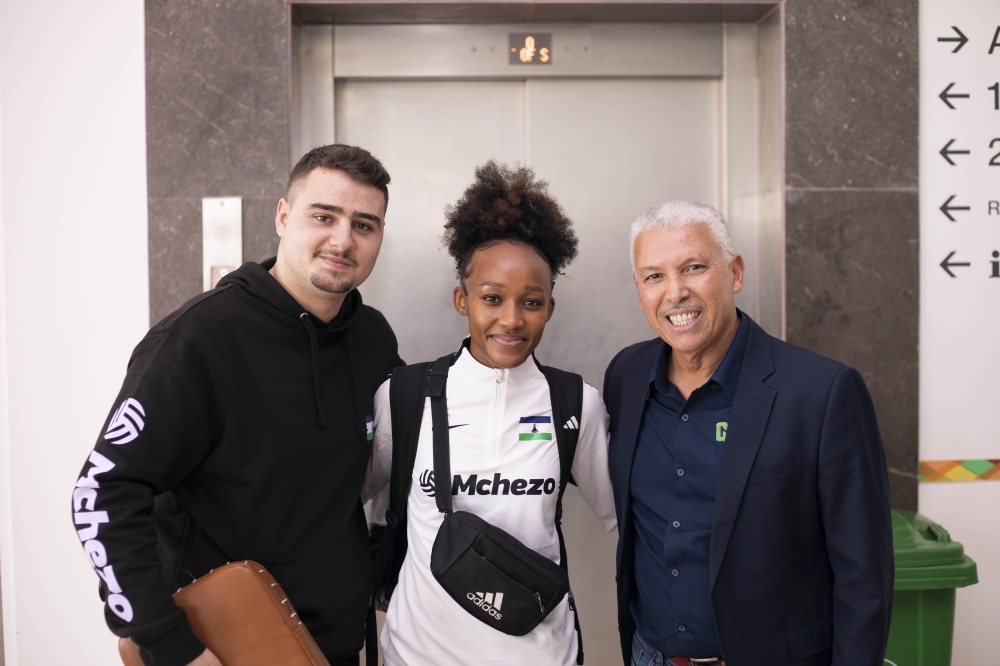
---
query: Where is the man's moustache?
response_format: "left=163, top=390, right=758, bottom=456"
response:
left=316, top=253, right=357, bottom=267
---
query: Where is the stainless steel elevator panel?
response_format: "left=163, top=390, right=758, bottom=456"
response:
left=525, top=78, right=720, bottom=384
left=337, top=75, right=717, bottom=666
left=336, top=80, right=526, bottom=362
left=312, top=23, right=779, bottom=665
left=338, top=77, right=719, bottom=380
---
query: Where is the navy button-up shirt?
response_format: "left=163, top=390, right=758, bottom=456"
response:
left=629, top=314, right=749, bottom=657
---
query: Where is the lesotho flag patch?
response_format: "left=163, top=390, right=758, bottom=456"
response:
left=366, top=415, right=374, bottom=441
left=519, top=416, right=553, bottom=441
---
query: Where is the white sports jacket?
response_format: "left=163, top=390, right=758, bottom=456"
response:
left=363, top=347, right=617, bottom=666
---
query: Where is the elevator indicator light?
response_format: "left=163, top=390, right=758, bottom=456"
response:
left=509, top=33, right=552, bottom=65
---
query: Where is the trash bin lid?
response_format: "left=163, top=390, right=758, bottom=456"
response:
left=892, top=510, right=978, bottom=590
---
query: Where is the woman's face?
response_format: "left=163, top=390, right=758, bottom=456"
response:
left=453, top=241, right=555, bottom=369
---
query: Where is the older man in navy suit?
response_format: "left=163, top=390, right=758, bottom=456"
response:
left=603, top=201, right=893, bottom=666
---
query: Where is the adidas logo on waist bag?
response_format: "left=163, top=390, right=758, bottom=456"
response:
left=467, top=591, right=504, bottom=620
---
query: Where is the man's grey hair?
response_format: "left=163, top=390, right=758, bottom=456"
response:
left=629, top=200, right=734, bottom=269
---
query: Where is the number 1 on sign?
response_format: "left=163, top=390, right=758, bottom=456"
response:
left=991, top=83, right=999, bottom=111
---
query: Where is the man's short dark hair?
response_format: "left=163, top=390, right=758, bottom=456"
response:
left=288, top=144, right=391, bottom=207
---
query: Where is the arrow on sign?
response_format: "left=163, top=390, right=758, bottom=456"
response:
left=939, top=83, right=970, bottom=109
left=940, top=195, right=970, bottom=221
left=939, top=139, right=971, bottom=165
left=937, top=26, right=969, bottom=53
left=940, top=252, right=971, bottom=278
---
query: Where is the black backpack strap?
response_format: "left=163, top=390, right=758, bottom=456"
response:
left=366, top=361, right=431, bottom=666
left=367, top=353, right=459, bottom=666
left=427, top=354, right=454, bottom=513
left=537, top=361, right=585, bottom=664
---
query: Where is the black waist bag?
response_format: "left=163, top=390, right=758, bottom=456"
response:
left=425, top=354, right=573, bottom=635
left=367, top=349, right=585, bottom=665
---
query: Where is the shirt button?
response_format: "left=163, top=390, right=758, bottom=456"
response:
left=681, top=414, right=690, bottom=422
left=676, top=469, right=685, bottom=477
left=678, top=624, right=686, bottom=632
left=672, top=569, right=679, bottom=577
left=672, top=520, right=681, bottom=528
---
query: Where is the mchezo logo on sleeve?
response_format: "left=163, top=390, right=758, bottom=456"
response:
left=519, top=416, right=552, bottom=441
left=104, top=398, right=146, bottom=445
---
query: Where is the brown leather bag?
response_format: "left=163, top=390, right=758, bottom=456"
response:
left=118, top=560, right=330, bottom=666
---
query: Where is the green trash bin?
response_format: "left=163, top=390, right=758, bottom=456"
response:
left=885, top=510, right=978, bottom=666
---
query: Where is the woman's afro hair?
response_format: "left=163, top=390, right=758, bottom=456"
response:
left=443, top=161, right=578, bottom=283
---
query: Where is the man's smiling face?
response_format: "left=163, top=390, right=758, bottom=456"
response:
left=632, top=222, right=744, bottom=357
left=275, top=167, right=386, bottom=301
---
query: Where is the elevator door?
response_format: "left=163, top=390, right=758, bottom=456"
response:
left=338, top=78, right=719, bottom=380
left=337, top=75, right=719, bottom=665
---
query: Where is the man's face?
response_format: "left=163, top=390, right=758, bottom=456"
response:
left=632, top=223, right=744, bottom=356
left=275, top=168, right=386, bottom=297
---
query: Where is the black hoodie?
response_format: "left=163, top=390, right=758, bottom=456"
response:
left=71, top=259, right=401, bottom=666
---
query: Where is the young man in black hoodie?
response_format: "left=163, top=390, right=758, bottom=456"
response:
left=71, top=144, right=402, bottom=666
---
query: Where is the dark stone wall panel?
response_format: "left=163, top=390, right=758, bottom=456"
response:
left=786, top=190, right=918, bottom=509
left=785, top=0, right=918, bottom=189
left=244, top=197, right=281, bottom=263
left=146, top=0, right=290, bottom=198
left=146, top=0, right=291, bottom=325
left=149, top=198, right=202, bottom=325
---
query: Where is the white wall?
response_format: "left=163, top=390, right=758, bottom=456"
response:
left=918, top=0, right=1000, bottom=662
left=0, top=1, right=148, bottom=664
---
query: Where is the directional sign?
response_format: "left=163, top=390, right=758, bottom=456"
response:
left=939, top=139, right=971, bottom=164
left=937, top=26, right=969, bottom=52
left=921, top=4, right=1000, bottom=658
left=939, top=251, right=971, bottom=277
left=939, top=194, right=971, bottom=220
left=939, top=82, right=970, bottom=108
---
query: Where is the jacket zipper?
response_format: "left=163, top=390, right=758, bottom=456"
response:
left=488, top=368, right=508, bottom=462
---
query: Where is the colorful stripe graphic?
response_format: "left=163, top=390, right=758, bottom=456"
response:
left=918, top=459, right=1000, bottom=482
left=519, top=416, right=553, bottom=441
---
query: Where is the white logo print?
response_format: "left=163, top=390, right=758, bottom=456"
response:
left=563, top=416, right=579, bottom=430
left=74, top=450, right=134, bottom=622
left=419, top=469, right=436, bottom=497
left=467, top=591, right=504, bottom=620
left=104, top=398, right=146, bottom=445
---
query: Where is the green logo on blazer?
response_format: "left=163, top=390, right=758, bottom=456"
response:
left=716, top=422, right=728, bottom=442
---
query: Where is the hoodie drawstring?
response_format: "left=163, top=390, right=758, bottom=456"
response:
left=300, top=313, right=326, bottom=427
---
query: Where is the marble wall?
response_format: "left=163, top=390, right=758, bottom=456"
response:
left=784, top=0, right=919, bottom=509
left=145, top=0, right=920, bottom=507
left=146, top=0, right=290, bottom=324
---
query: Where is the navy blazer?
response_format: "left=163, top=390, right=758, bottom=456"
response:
left=604, top=316, right=893, bottom=666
